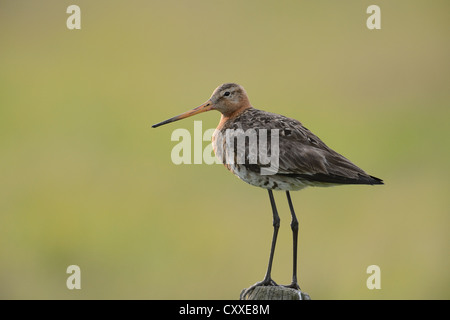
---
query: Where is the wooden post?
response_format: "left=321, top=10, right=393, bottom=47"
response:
left=240, top=286, right=311, bottom=300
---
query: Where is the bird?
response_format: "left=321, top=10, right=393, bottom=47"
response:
left=152, top=83, right=383, bottom=296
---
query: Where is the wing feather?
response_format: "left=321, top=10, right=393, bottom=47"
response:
left=219, top=108, right=383, bottom=185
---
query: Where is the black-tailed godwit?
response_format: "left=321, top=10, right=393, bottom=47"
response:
left=152, top=83, right=383, bottom=295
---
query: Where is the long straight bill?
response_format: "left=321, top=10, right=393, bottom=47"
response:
left=152, top=100, right=213, bottom=128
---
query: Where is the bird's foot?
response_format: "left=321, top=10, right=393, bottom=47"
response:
left=240, top=277, right=278, bottom=300
left=282, top=281, right=301, bottom=291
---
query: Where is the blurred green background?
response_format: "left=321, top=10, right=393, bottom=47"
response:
left=1, top=0, right=449, bottom=299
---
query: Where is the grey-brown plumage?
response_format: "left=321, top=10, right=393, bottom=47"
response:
left=213, top=107, right=383, bottom=191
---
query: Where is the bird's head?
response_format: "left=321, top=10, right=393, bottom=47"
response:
left=152, top=83, right=251, bottom=128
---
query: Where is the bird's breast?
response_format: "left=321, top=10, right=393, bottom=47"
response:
left=212, top=127, right=307, bottom=191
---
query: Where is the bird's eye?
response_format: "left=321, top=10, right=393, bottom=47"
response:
left=223, top=91, right=231, bottom=97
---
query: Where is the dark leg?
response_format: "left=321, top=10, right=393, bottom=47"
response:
left=262, top=189, right=280, bottom=285
left=240, top=189, right=280, bottom=299
left=285, top=191, right=300, bottom=289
